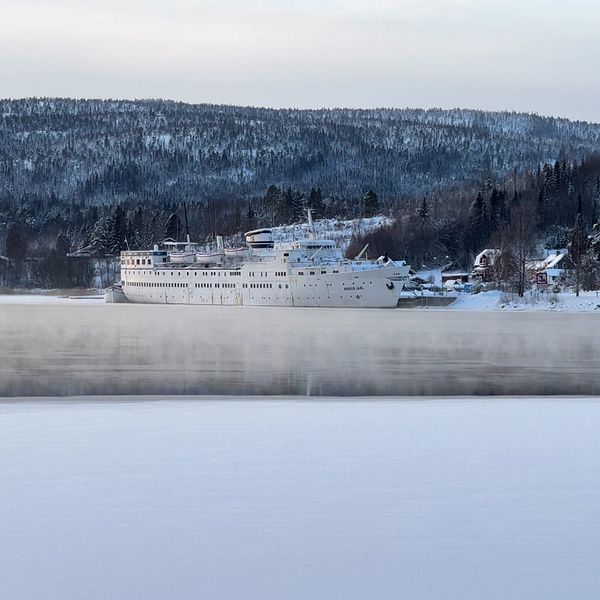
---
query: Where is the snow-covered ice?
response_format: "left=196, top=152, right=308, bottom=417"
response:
left=0, top=293, right=103, bottom=305
left=1, top=397, right=599, bottom=600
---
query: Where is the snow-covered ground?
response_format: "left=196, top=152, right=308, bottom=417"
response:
left=450, top=290, right=600, bottom=312
left=412, top=267, right=600, bottom=312
left=1, top=397, right=599, bottom=600
left=271, top=216, right=390, bottom=251
left=413, top=268, right=443, bottom=286
left=0, top=293, right=103, bottom=305
left=2, top=288, right=599, bottom=312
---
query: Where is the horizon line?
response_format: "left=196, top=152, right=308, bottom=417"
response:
left=2, top=96, right=598, bottom=127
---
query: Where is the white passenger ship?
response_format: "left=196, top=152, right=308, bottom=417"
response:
left=110, top=217, right=410, bottom=308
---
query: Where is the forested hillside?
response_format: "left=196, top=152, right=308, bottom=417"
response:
left=2, top=98, right=600, bottom=288
left=348, top=155, right=600, bottom=291
left=3, top=98, right=600, bottom=205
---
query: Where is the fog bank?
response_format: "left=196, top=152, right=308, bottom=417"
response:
left=1, top=304, right=598, bottom=396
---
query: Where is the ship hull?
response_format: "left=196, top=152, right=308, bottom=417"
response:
left=121, top=264, right=409, bottom=308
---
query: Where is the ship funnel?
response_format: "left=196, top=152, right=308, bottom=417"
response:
left=244, top=229, right=274, bottom=250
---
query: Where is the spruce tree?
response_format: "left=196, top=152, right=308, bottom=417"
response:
left=263, top=185, right=281, bottom=226
left=55, top=231, right=70, bottom=256
left=465, top=192, right=488, bottom=254
left=307, top=187, right=324, bottom=215
left=489, top=189, right=499, bottom=232
left=536, top=187, right=546, bottom=230
left=417, top=197, right=430, bottom=224
left=592, top=176, right=600, bottom=227
left=4, top=224, right=28, bottom=260
left=112, top=205, right=128, bottom=251
left=89, top=216, right=117, bottom=256
left=363, top=190, right=379, bottom=218
left=164, top=212, right=181, bottom=240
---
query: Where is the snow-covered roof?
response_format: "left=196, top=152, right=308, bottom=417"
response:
left=443, top=279, right=464, bottom=289
left=527, top=253, right=566, bottom=271
left=545, top=253, right=566, bottom=269
left=473, top=249, right=501, bottom=267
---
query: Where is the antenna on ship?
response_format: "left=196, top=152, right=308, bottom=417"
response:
left=183, top=201, right=190, bottom=244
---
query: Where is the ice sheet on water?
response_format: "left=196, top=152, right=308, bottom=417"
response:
left=0, top=294, right=103, bottom=305
left=0, top=397, right=599, bottom=600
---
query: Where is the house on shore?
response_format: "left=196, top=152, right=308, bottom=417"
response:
left=441, top=271, right=470, bottom=291
left=471, top=249, right=501, bottom=282
left=526, top=249, right=568, bottom=287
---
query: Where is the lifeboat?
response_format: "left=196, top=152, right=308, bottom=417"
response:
left=169, top=250, right=197, bottom=264
left=224, top=247, right=249, bottom=259
left=196, top=251, right=224, bottom=265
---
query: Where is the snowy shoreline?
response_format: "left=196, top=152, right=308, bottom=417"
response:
left=1, top=289, right=599, bottom=312
left=448, top=289, right=600, bottom=312
left=2, top=394, right=598, bottom=403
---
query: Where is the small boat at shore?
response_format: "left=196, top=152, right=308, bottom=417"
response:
left=104, top=283, right=129, bottom=303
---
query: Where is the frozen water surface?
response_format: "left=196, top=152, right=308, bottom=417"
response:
left=1, top=397, right=599, bottom=600
left=1, top=303, right=599, bottom=396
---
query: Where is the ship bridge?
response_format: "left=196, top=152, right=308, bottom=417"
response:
left=276, top=239, right=342, bottom=265
left=121, top=247, right=168, bottom=268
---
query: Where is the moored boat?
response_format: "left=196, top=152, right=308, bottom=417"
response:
left=110, top=211, right=411, bottom=308
left=104, top=283, right=128, bottom=303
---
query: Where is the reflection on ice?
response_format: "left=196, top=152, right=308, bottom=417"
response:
left=0, top=303, right=599, bottom=396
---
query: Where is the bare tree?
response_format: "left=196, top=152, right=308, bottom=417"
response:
left=569, top=197, right=588, bottom=297
left=497, top=200, right=537, bottom=296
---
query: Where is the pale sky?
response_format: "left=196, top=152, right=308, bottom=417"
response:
left=1, top=0, right=599, bottom=122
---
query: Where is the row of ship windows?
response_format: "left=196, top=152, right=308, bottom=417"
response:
left=127, top=282, right=289, bottom=290
left=122, top=266, right=321, bottom=277
left=124, top=258, right=166, bottom=265
left=126, top=270, right=242, bottom=277
left=129, top=282, right=186, bottom=287
left=297, top=270, right=339, bottom=276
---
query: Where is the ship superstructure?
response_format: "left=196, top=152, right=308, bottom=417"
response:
left=114, top=220, right=410, bottom=308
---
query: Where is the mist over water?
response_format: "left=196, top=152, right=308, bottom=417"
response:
left=1, top=304, right=598, bottom=397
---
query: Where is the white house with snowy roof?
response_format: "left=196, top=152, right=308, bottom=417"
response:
left=471, top=249, right=501, bottom=282
left=526, top=249, right=568, bottom=286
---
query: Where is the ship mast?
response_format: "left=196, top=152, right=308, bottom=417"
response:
left=183, top=201, right=190, bottom=244
left=307, top=208, right=316, bottom=240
